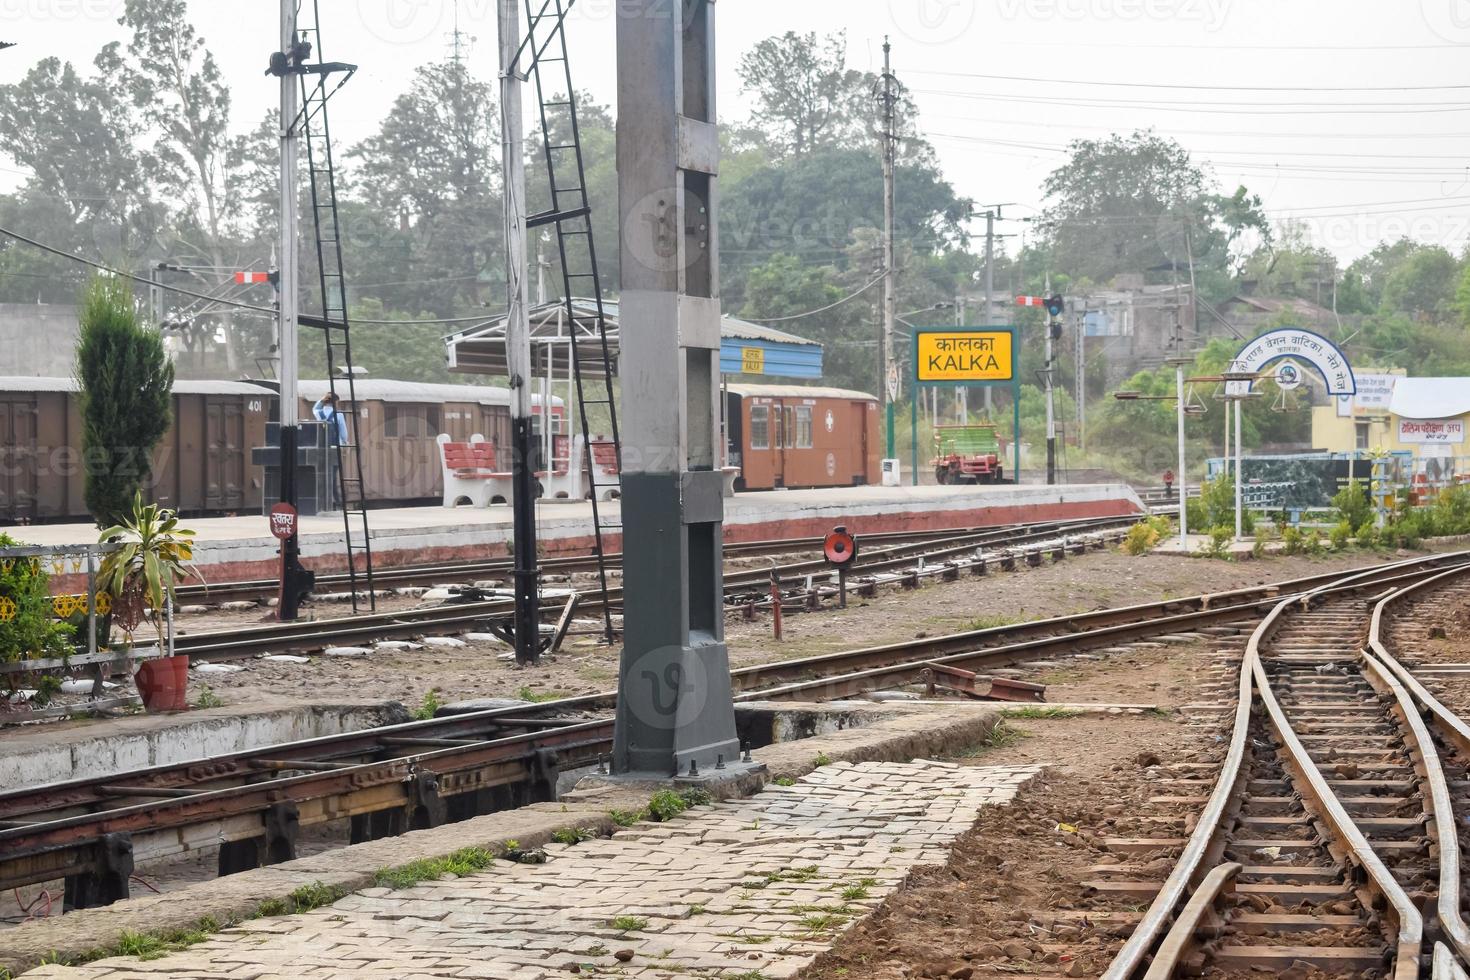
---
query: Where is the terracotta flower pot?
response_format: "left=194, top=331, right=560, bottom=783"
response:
left=135, top=654, right=189, bottom=713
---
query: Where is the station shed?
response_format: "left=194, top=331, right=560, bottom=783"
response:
left=1311, top=375, right=1470, bottom=487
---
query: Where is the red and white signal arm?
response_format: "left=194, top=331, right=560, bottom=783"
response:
left=1016, top=295, right=1047, bottom=307
left=236, top=271, right=272, bottom=285
left=269, top=502, right=298, bottom=541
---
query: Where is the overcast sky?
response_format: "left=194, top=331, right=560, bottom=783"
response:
left=3, top=0, right=1469, bottom=264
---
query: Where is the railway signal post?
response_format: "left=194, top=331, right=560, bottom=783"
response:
left=268, top=0, right=314, bottom=621
left=611, top=0, right=745, bottom=779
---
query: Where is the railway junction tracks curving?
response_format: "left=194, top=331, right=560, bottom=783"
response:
left=1101, top=553, right=1470, bottom=979
left=1, top=556, right=1456, bottom=919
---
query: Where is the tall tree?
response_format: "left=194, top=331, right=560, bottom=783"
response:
left=1041, top=130, right=1255, bottom=293
left=103, top=0, right=247, bottom=368
left=350, top=57, right=501, bottom=317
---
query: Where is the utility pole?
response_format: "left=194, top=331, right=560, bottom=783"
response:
left=880, top=37, right=899, bottom=465
left=269, top=1, right=313, bottom=621
left=955, top=295, right=967, bottom=423
left=499, top=0, right=539, bottom=665
left=1044, top=276, right=1058, bottom=485
left=983, top=209, right=995, bottom=415
left=1075, top=309, right=1085, bottom=454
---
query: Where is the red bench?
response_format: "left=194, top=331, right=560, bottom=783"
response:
left=437, top=434, right=511, bottom=507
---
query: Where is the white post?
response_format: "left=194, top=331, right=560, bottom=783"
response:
left=1176, top=364, right=1188, bottom=549
left=1234, top=398, right=1243, bottom=541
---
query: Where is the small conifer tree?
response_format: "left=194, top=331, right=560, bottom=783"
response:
left=74, top=277, right=174, bottom=528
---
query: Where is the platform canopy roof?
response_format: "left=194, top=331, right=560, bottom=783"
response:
left=444, top=299, right=823, bottom=381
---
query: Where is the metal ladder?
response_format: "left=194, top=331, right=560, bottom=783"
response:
left=522, top=0, right=621, bottom=644
left=295, top=2, right=375, bottom=613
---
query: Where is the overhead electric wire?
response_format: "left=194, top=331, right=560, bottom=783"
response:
left=906, top=69, right=1470, bottom=93
left=745, top=272, right=886, bottom=323
left=0, top=224, right=498, bottom=326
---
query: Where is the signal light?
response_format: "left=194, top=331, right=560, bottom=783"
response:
left=1045, top=294, right=1065, bottom=318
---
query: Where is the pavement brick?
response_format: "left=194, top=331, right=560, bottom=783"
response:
left=28, top=761, right=1036, bottom=980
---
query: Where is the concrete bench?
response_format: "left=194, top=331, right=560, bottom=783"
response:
left=437, top=434, right=513, bottom=507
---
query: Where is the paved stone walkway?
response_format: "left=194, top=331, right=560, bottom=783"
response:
left=28, top=761, right=1037, bottom=980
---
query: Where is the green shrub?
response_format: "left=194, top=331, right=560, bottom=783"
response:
left=1433, top=486, right=1470, bottom=535
left=1190, top=475, right=1255, bottom=536
left=0, top=536, right=75, bottom=671
left=75, top=277, right=174, bottom=529
left=1123, top=521, right=1160, bottom=556
left=1331, top=479, right=1373, bottom=532
left=1281, top=525, right=1304, bottom=555
left=1355, top=520, right=1381, bottom=550
left=1199, top=525, right=1233, bottom=559
left=1303, top=529, right=1326, bottom=556
left=1329, top=521, right=1352, bottom=552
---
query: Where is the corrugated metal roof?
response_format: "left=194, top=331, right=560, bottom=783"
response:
left=0, top=377, right=272, bottom=396
left=1388, top=377, right=1470, bottom=420
left=295, top=379, right=562, bottom=407
left=726, top=383, right=876, bottom=401
left=719, top=316, right=821, bottom=348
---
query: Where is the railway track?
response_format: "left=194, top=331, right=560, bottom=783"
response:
left=1099, top=554, right=1470, bottom=979
left=177, top=519, right=1116, bottom=606
left=3, top=554, right=1457, bottom=918
left=170, top=516, right=1137, bottom=661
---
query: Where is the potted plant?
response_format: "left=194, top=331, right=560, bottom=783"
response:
left=0, top=535, right=76, bottom=712
left=98, top=493, right=199, bottom=713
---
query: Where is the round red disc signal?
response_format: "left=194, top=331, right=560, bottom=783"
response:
left=823, top=525, right=859, bottom=566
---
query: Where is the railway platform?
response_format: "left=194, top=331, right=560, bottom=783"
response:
left=13, top=483, right=1143, bottom=584
left=23, top=758, right=1038, bottom=980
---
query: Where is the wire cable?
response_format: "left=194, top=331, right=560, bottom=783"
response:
left=745, top=273, right=886, bottom=323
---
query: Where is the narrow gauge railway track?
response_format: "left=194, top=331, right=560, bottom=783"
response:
left=172, top=516, right=1136, bottom=661
left=177, top=519, right=1112, bottom=606
left=1102, top=554, right=1470, bottom=979
left=3, top=556, right=1461, bottom=912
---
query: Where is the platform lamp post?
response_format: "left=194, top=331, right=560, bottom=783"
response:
left=1220, top=364, right=1257, bottom=542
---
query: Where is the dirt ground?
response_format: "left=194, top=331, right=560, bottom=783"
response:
left=805, top=630, right=1231, bottom=980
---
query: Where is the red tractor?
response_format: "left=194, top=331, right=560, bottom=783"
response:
left=932, top=424, right=1005, bottom=484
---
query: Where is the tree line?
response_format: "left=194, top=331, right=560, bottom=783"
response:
left=4, top=12, right=1469, bottom=478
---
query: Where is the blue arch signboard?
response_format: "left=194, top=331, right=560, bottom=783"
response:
left=1224, top=328, right=1355, bottom=399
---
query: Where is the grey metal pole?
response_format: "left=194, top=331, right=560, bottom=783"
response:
left=500, top=0, right=540, bottom=665
left=278, top=0, right=298, bottom=433
left=612, top=0, right=742, bottom=778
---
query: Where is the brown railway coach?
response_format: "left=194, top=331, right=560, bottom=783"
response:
left=291, top=380, right=562, bottom=505
left=0, top=377, right=269, bottom=524
left=726, top=383, right=880, bottom=492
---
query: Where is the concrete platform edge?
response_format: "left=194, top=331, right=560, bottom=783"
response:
left=0, top=702, right=1002, bottom=977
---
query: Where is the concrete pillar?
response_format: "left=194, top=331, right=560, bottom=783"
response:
left=612, top=0, right=741, bottom=777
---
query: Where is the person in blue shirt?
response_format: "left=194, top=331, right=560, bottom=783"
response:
left=313, top=392, right=350, bottom=510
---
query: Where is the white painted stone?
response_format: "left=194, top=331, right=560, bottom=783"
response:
left=421, top=636, right=467, bottom=649
left=323, top=646, right=373, bottom=658
left=261, top=655, right=311, bottom=665
left=193, top=663, right=244, bottom=675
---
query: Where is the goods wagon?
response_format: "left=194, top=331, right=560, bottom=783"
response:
left=725, top=384, right=879, bottom=492
left=0, top=377, right=269, bottom=524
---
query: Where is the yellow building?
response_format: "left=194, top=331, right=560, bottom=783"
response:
left=1312, top=375, right=1470, bottom=481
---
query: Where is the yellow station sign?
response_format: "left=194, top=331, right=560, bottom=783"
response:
left=916, top=331, right=1013, bottom=383
left=741, top=346, right=766, bottom=374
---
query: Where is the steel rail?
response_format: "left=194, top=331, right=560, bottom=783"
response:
left=10, top=554, right=1455, bottom=820
left=1366, top=565, right=1470, bottom=971
left=1100, top=553, right=1468, bottom=980
left=170, top=518, right=1135, bottom=661
left=1140, top=863, right=1241, bottom=980
left=177, top=521, right=1068, bottom=604
left=9, top=554, right=1464, bottom=907
left=177, top=518, right=1129, bottom=605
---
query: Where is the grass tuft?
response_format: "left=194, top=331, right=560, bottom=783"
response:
left=611, top=915, right=648, bottom=932
left=1001, top=706, right=1081, bottom=720
left=373, top=846, right=496, bottom=889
